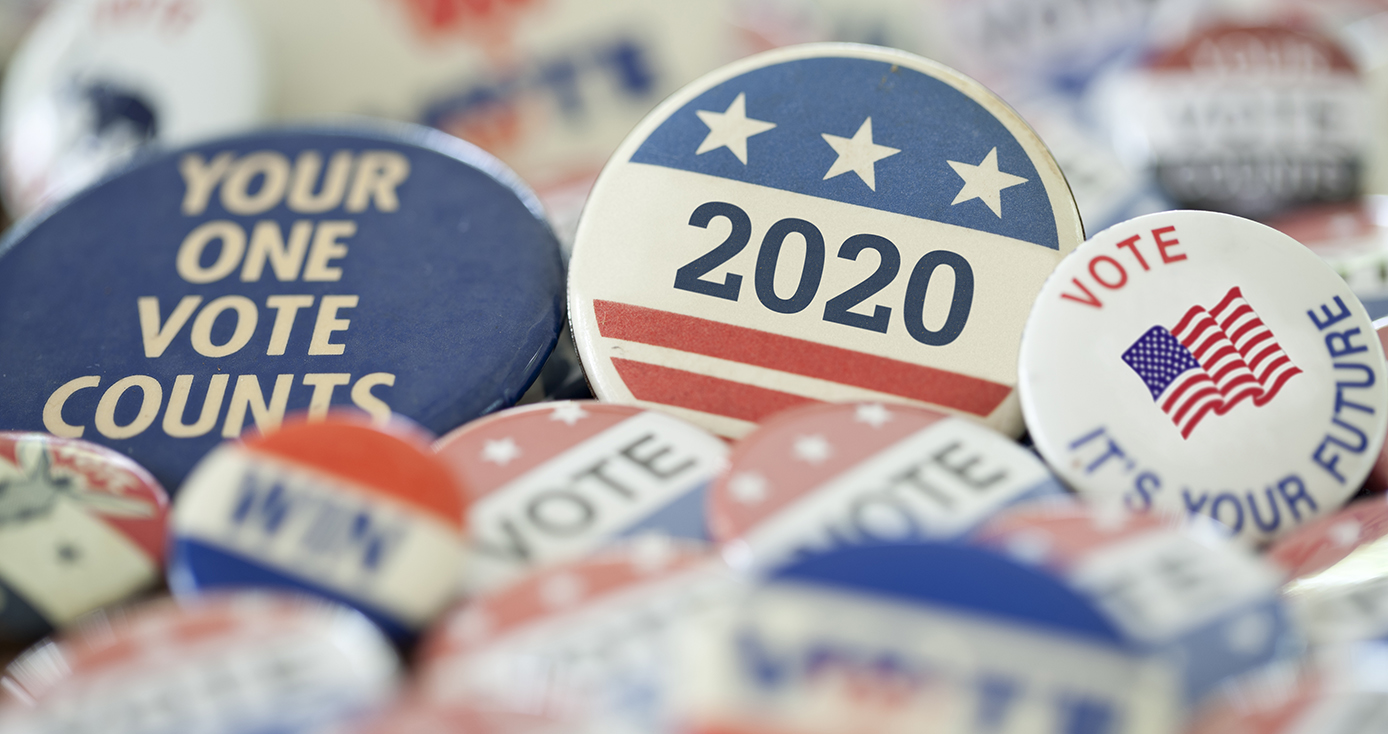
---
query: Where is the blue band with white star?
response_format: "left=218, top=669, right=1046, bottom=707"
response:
left=628, top=56, right=1059, bottom=250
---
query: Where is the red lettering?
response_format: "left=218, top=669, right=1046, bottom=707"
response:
left=1060, top=278, right=1102, bottom=308
left=1115, top=235, right=1148, bottom=271
left=1153, top=226, right=1185, bottom=263
left=1089, top=256, right=1128, bottom=290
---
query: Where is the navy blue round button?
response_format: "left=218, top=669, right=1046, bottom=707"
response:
left=0, top=124, right=564, bottom=491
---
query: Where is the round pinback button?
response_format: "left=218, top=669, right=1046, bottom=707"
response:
left=416, top=537, right=741, bottom=732
left=1274, top=496, right=1388, bottom=645
left=0, top=124, right=564, bottom=491
left=1018, top=209, right=1388, bottom=544
left=0, top=592, right=400, bottom=734
left=972, top=504, right=1298, bottom=706
left=567, top=42, right=1084, bottom=440
left=1109, top=22, right=1369, bottom=219
left=168, top=414, right=467, bottom=641
left=682, top=541, right=1182, bottom=734
left=1, top=0, right=267, bottom=218
left=433, top=400, right=727, bottom=594
left=0, top=431, right=167, bottom=644
left=708, top=401, right=1066, bottom=570
left=1366, top=316, right=1388, bottom=491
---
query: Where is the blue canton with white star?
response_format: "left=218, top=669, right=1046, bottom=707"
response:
left=1122, top=326, right=1200, bottom=400
left=628, top=57, right=1059, bottom=250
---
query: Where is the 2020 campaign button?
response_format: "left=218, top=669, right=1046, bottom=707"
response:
left=433, top=400, right=727, bottom=594
left=568, top=43, right=1084, bottom=440
left=0, top=431, right=167, bottom=644
left=0, top=124, right=564, bottom=491
left=681, top=542, right=1182, bottom=734
left=0, top=592, right=400, bottom=734
left=709, top=401, right=1066, bottom=570
left=1018, top=210, right=1388, bottom=543
left=972, top=504, right=1297, bottom=706
left=1, top=0, right=267, bottom=217
left=168, top=414, right=467, bottom=641
left=416, top=537, right=740, bottom=732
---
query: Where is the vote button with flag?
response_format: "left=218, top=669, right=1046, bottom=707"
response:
left=1019, top=210, right=1388, bottom=544
left=568, top=43, right=1084, bottom=439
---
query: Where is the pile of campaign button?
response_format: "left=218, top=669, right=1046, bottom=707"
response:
left=972, top=504, right=1298, bottom=706
left=708, top=401, right=1065, bottom=571
left=1109, top=21, right=1369, bottom=218
left=0, top=124, right=564, bottom=490
left=1184, top=644, right=1388, bottom=734
left=168, top=414, right=467, bottom=641
left=1275, top=497, right=1388, bottom=645
left=0, top=431, right=167, bottom=644
left=434, top=400, right=727, bottom=594
left=568, top=43, right=1083, bottom=440
left=0, top=0, right=267, bottom=218
left=1018, top=209, right=1388, bottom=544
left=416, top=537, right=742, bottom=733
left=239, top=0, right=746, bottom=249
left=0, top=592, right=400, bottom=733
left=680, top=541, right=1183, bottom=734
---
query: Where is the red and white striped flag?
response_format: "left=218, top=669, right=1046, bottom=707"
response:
left=1122, top=287, right=1301, bottom=438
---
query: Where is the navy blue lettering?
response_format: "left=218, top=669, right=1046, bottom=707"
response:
left=1182, top=489, right=1209, bottom=515
left=1126, top=471, right=1161, bottom=512
left=1277, top=475, right=1317, bottom=521
left=1308, top=295, right=1352, bottom=330
left=1245, top=487, right=1282, bottom=533
left=1326, top=327, right=1369, bottom=358
left=1056, top=695, right=1118, bottom=734
left=1211, top=492, right=1245, bottom=534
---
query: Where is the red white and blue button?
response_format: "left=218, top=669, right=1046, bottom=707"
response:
left=708, top=401, right=1065, bottom=570
left=0, top=431, right=167, bottom=644
left=1019, top=210, right=1388, bottom=543
left=569, top=43, right=1083, bottom=440
left=168, top=414, right=468, bottom=641
left=433, top=400, right=726, bottom=594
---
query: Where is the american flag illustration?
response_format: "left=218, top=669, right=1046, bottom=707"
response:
left=1121, top=287, right=1301, bottom=439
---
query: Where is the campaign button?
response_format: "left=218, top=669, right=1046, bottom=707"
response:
left=1, top=0, right=267, bottom=218
left=1367, top=317, right=1388, bottom=491
left=415, top=537, right=741, bottom=731
left=1019, top=210, right=1388, bottom=543
left=1111, top=22, right=1368, bottom=218
left=1266, top=199, right=1388, bottom=322
left=708, top=401, right=1065, bottom=570
left=433, top=400, right=726, bottom=594
left=681, top=542, right=1182, bottom=734
left=1277, top=496, right=1388, bottom=645
left=568, top=43, right=1084, bottom=440
left=0, top=431, right=167, bottom=644
left=0, top=591, right=399, bottom=733
left=0, top=125, right=564, bottom=491
left=973, top=503, right=1297, bottom=705
left=168, top=414, right=468, bottom=641
left=1269, top=496, right=1388, bottom=582
left=1185, top=645, right=1388, bottom=734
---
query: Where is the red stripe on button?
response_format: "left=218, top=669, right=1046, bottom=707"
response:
left=595, top=300, right=1011, bottom=416
left=611, top=358, right=820, bottom=423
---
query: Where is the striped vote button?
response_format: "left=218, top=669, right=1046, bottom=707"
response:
left=709, top=401, right=1066, bottom=570
left=0, top=431, right=167, bottom=644
left=0, top=593, right=400, bottom=734
left=168, top=414, right=467, bottom=641
left=973, top=504, right=1297, bottom=707
left=568, top=43, right=1083, bottom=439
left=433, top=401, right=727, bottom=595
left=416, top=538, right=742, bottom=732
left=1018, top=210, right=1388, bottom=543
